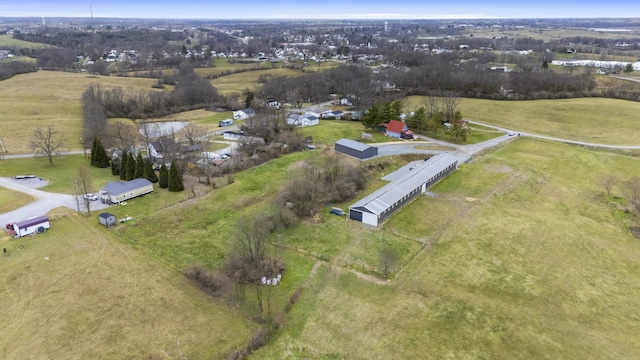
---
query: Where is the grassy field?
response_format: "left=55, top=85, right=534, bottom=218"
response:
left=299, top=120, right=398, bottom=145
left=0, top=186, right=35, bottom=213
left=405, top=96, right=640, bottom=146
left=0, top=155, right=117, bottom=194
left=0, top=34, right=53, bottom=48
left=0, top=71, right=160, bottom=153
left=210, top=68, right=303, bottom=96
left=465, top=27, right=640, bottom=41
left=254, top=138, right=640, bottom=359
left=0, top=209, right=256, bottom=359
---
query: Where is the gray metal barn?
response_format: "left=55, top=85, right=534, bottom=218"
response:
left=334, top=139, right=378, bottom=159
left=349, top=153, right=458, bottom=227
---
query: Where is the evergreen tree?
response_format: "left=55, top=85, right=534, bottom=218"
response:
left=90, top=137, right=98, bottom=166
left=406, top=106, right=428, bottom=133
left=144, top=158, right=158, bottom=183
left=168, top=161, right=184, bottom=192
left=111, top=159, right=120, bottom=176
left=135, top=152, right=145, bottom=179
left=390, top=100, right=403, bottom=120
left=158, top=163, right=169, bottom=188
left=94, top=139, right=110, bottom=168
left=362, top=101, right=382, bottom=129
left=119, top=150, right=128, bottom=180
left=126, top=152, right=136, bottom=181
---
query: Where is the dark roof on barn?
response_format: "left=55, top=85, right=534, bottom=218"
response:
left=99, top=212, right=115, bottom=219
left=335, top=138, right=374, bottom=153
left=350, top=154, right=458, bottom=216
left=15, top=215, right=49, bottom=229
left=102, top=179, right=152, bottom=197
left=241, top=108, right=255, bottom=115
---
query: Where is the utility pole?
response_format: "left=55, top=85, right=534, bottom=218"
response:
left=74, top=178, right=80, bottom=212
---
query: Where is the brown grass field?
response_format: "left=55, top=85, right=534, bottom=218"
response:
left=405, top=96, right=640, bottom=146
left=0, top=209, right=256, bottom=359
left=0, top=71, right=159, bottom=153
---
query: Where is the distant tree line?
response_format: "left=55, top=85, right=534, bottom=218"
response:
left=81, top=62, right=222, bottom=120
left=0, top=61, right=37, bottom=81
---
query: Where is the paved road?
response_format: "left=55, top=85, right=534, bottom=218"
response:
left=466, top=120, right=640, bottom=150
left=0, top=177, right=109, bottom=226
left=2, top=151, right=85, bottom=160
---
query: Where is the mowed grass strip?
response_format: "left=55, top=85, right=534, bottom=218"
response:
left=405, top=96, right=640, bottom=146
left=0, top=71, right=160, bottom=153
left=255, top=139, right=640, bottom=359
left=0, top=186, right=35, bottom=213
left=0, top=209, right=256, bottom=359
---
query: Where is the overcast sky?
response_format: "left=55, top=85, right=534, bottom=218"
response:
left=1, top=0, right=639, bottom=19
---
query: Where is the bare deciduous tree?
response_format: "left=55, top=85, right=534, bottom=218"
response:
left=599, top=173, right=617, bottom=197
left=182, top=123, right=209, bottom=145
left=30, top=125, right=65, bottom=166
left=76, top=165, right=95, bottom=214
left=623, top=176, right=640, bottom=212
left=108, top=121, right=139, bottom=153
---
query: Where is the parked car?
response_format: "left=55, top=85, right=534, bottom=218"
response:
left=508, top=131, right=517, bottom=136
left=305, top=144, right=316, bottom=150
left=84, top=193, right=99, bottom=201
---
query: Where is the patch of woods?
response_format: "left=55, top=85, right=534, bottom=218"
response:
left=183, top=154, right=367, bottom=359
left=82, top=62, right=222, bottom=120
left=0, top=61, right=37, bottom=81
left=599, top=173, right=640, bottom=239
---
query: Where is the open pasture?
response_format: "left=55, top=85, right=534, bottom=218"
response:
left=0, top=209, right=255, bottom=359
left=0, top=34, right=53, bottom=48
left=210, top=67, right=302, bottom=96
left=405, top=96, right=640, bottom=146
left=0, top=71, right=160, bottom=153
left=255, top=138, right=640, bottom=359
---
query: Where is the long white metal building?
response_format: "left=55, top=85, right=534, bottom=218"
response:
left=349, top=153, right=458, bottom=227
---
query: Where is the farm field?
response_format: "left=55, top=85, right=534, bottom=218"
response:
left=0, top=186, right=35, bottom=213
left=0, top=71, right=160, bottom=153
left=210, top=67, right=303, bottom=96
left=0, top=34, right=53, bottom=48
left=405, top=96, right=640, bottom=146
left=254, top=138, right=640, bottom=359
left=0, top=209, right=256, bottom=359
left=464, top=27, right=640, bottom=41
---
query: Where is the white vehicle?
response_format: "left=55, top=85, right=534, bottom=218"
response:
left=84, top=193, right=99, bottom=201
left=508, top=131, right=517, bottom=136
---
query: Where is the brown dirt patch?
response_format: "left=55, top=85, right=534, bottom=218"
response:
left=631, top=226, right=640, bottom=240
left=483, top=164, right=513, bottom=173
left=182, top=175, right=213, bottom=197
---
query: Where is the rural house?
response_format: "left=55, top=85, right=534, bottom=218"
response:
left=287, top=113, right=319, bottom=127
left=100, top=178, right=153, bottom=204
left=232, top=108, right=256, bottom=120
left=335, top=139, right=378, bottom=159
left=385, top=120, right=413, bottom=139
left=349, top=154, right=458, bottom=227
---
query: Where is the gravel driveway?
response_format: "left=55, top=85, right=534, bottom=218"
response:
left=0, top=177, right=111, bottom=226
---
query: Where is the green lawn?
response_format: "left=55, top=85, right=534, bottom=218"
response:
left=405, top=96, right=640, bottom=146
left=0, top=155, right=115, bottom=194
left=0, top=34, right=53, bottom=48
left=0, top=209, right=256, bottom=359
left=254, top=139, right=640, bottom=359
left=0, top=186, right=35, bottom=213
left=210, top=68, right=302, bottom=96
left=300, top=120, right=398, bottom=145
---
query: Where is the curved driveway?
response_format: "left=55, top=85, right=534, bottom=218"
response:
left=0, top=177, right=110, bottom=226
